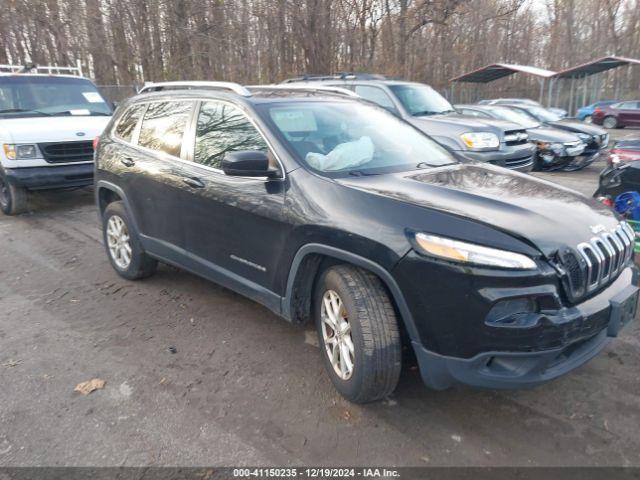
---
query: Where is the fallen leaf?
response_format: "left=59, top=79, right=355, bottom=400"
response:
left=2, top=359, right=21, bottom=367
left=74, top=378, right=106, bottom=395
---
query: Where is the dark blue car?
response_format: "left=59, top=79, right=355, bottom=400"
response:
left=577, top=100, right=617, bottom=123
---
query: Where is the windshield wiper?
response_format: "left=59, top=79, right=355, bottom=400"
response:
left=0, top=108, right=52, bottom=116
left=348, top=169, right=378, bottom=177
left=412, top=110, right=438, bottom=117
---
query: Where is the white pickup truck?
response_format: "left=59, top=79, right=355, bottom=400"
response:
left=0, top=64, right=112, bottom=215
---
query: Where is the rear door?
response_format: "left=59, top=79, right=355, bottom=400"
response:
left=178, top=100, right=289, bottom=293
left=121, top=100, right=196, bottom=249
left=628, top=102, right=640, bottom=126
left=616, top=102, right=639, bottom=126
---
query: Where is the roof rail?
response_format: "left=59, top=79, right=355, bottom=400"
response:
left=0, top=60, right=84, bottom=76
left=281, top=72, right=387, bottom=83
left=248, top=85, right=360, bottom=98
left=139, top=81, right=251, bottom=97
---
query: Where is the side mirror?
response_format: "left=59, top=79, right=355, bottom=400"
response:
left=222, top=150, right=279, bottom=177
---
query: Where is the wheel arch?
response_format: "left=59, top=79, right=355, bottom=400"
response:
left=282, top=244, right=420, bottom=344
left=95, top=180, right=141, bottom=235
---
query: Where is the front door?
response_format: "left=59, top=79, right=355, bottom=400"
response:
left=179, top=100, right=289, bottom=294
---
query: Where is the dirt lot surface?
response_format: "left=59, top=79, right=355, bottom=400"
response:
left=1, top=129, right=640, bottom=467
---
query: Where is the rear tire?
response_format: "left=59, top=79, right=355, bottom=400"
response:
left=603, top=116, right=618, bottom=129
left=314, top=265, right=402, bottom=403
left=102, top=201, right=157, bottom=280
left=0, top=171, right=29, bottom=215
left=583, top=115, right=592, bottom=124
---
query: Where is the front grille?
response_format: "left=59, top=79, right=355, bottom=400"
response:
left=38, top=141, right=94, bottom=164
left=504, top=130, right=529, bottom=146
left=561, top=222, right=635, bottom=302
left=504, top=155, right=533, bottom=169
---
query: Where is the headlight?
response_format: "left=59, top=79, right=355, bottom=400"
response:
left=460, top=132, right=499, bottom=150
left=414, top=233, right=537, bottom=270
left=577, top=133, right=591, bottom=142
left=550, top=143, right=564, bottom=154
left=3, top=143, right=39, bottom=160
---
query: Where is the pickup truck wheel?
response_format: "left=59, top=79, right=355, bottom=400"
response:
left=103, top=201, right=157, bottom=280
left=603, top=116, right=618, bottom=129
left=0, top=172, right=28, bottom=215
left=314, top=265, right=402, bottom=403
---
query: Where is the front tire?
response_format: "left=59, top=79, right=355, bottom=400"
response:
left=583, top=115, right=592, bottom=124
left=102, top=201, right=157, bottom=280
left=0, top=171, right=29, bottom=216
left=314, top=265, right=402, bottom=403
left=603, top=116, right=618, bottom=129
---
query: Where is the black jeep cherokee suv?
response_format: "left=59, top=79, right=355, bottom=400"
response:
left=94, top=82, right=638, bottom=403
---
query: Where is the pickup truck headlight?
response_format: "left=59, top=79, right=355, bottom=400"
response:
left=3, top=143, right=40, bottom=160
left=460, top=132, right=499, bottom=150
left=415, top=233, right=537, bottom=270
left=577, top=133, right=592, bottom=142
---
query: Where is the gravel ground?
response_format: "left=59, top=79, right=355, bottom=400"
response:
left=1, top=129, right=639, bottom=467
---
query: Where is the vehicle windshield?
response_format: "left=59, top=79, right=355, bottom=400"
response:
left=522, top=105, right=562, bottom=122
left=388, top=84, right=454, bottom=116
left=0, top=76, right=112, bottom=118
left=489, top=107, right=540, bottom=128
left=257, top=101, right=456, bottom=177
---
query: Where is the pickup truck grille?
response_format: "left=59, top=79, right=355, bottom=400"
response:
left=503, top=130, right=529, bottom=146
left=560, top=222, right=634, bottom=302
left=38, top=141, right=94, bottom=164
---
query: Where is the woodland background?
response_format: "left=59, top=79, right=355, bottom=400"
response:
left=1, top=0, right=639, bottom=106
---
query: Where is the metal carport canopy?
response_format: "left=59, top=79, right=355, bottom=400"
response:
left=553, top=55, right=640, bottom=78
left=450, top=63, right=557, bottom=83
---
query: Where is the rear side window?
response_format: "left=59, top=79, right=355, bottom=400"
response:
left=138, top=101, right=193, bottom=157
left=354, top=85, right=396, bottom=111
left=114, top=104, right=146, bottom=142
left=194, top=101, right=268, bottom=169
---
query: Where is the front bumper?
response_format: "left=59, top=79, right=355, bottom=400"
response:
left=5, top=163, right=94, bottom=190
left=458, top=143, right=535, bottom=172
left=394, top=250, right=638, bottom=389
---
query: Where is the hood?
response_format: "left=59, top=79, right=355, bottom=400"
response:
left=546, top=119, right=606, bottom=136
left=409, top=113, right=516, bottom=137
left=336, top=163, right=618, bottom=257
left=0, top=116, right=111, bottom=143
left=526, top=126, right=580, bottom=143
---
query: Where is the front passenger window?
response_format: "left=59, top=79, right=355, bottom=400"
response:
left=195, top=102, right=268, bottom=169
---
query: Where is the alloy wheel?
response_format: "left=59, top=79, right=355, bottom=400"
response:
left=603, top=117, right=617, bottom=129
left=106, top=215, right=132, bottom=269
left=584, top=115, right=592, bottom=124
left=320, top=290, right=355, bottom=380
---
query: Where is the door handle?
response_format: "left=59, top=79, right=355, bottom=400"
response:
left=182, top=177, right=205, bottom=189
left=121, top=157, right=135, bottom=167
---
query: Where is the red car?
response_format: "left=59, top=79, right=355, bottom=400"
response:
left=592, top=100, right=640, bottom=129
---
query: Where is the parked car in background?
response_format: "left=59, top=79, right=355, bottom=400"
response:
left=281, top=74, right=536, bottom=172
left=595, top=139, right=640, bottom=199
left=456, top=104, right=587, bottom=171
left=501, top=103, right=608, bottom=167
left=96, top=81, right=637, bottom=402
left=0, top=64, right=112, bottom=215
left=592, top=101, right=640, bottom=129
left=576, top=100, right=617, bottom=123
left=479, top=98, right=568, bottom=118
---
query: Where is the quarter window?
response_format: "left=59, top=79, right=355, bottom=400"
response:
left=138, top=101, right=193, bottom=157
left=194, top=101, right=268, bottom=169
left=114, top=104, right=146, bottom=142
